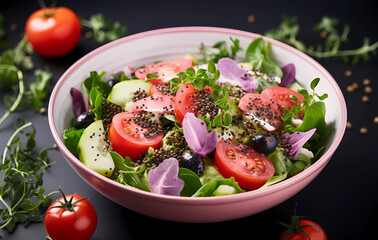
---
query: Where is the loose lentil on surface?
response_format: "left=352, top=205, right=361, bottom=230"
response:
left=362, top=95, right=370, bottom=103
left=364, top=86, right=373, bottom=94
left=345, top=70, right=352, bottom=77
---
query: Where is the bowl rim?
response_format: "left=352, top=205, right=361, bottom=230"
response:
left=48, top=26, right=347, bottom=204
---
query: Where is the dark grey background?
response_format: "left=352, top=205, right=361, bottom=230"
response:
left=1, top=0, right=377, bottom=239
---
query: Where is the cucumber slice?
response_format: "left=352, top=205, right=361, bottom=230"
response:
left=78, top=120, right=114, bottom=177
left=288, top=80, right=304, bottom=92
left=212, top=185, right=238, bottom=196
left=107, top=80, right=152, bottom=107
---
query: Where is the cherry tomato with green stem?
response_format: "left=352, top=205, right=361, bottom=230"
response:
left=44, top=190, right=97, bottom=240
left=25, top=7, right=81, bottom=57
left=280, top=215, right=327, bottom=240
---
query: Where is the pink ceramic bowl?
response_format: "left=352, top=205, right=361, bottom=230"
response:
left=48, top=27, right=347, bottom=222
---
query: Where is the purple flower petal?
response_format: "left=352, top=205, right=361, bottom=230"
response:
left=182, top=113, right=217, bottom=157
left=70, top=87, right=86, bottom=117
left=216, top=58, right=258, bottom=93
left=148, top=158, right=184, bottom=196
left=282, top=128, right=316, bottom=158
left=280, top=63, right=296, bottom=87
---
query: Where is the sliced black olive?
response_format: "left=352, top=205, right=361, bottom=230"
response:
left=75, top=112, right=95, bottom=129
left=181, top=152, right=204, bottom=176
left=107, top=78, right=119, bottom=88
left=251, top=133, right=277, bottom=154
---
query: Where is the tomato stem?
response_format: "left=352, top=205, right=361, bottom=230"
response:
left=48, top=188, right=88, bottom=220
left=38, top=0, right=57, bottom=18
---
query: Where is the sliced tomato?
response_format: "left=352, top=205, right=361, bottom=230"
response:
left=149, top=84, right=165, bottom=95
left=173, top=83, right=215, bottom=125
left=108, top=112, right=163, bottom=160
left=129, top=95, right=175, bottom=114
left=149, top=84, right=174, bottom=96
left=214, top=140, right=275, bottom=190
left=261, top=86, right=304, bottom=111
left=239, top=93, right=282, bottom=132
left=135, top=59, right=193, bottom=85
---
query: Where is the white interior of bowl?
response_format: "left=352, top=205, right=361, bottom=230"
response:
left=50, top=27, right=346, bottom=201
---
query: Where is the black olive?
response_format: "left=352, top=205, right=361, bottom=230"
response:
left=251, top=133, right=277, bottom=154
left=75, top=112, right=95, bottom=129
left=181, top=152, right=204, bottom=176
left=107, top=78, right=119, bottom=88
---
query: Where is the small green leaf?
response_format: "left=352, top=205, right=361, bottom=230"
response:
left=208, top=60, right=216, bottom=74
left=310, top=78, right=320, bottom=90
left=185, top=67, right=195, bottom=76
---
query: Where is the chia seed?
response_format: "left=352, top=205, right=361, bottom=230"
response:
left=193, top=88, right=220, bottom=119
left=132, top=89, right=148, bottom=102
left=101, top=101, right=123, bottom=129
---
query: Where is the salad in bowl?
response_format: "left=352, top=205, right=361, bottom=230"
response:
left=63, top=36, right=330, bottom=197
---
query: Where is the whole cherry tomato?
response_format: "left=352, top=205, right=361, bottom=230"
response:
left=44, top=191, right=97, bottom=240
left=25, top=7, right=81, bottom=57
left=280, top=215, right=327, bottom=240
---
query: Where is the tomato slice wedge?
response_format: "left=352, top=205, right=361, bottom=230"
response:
left=261, top=86, right=304, bottom=111
left=108, top=112, right=164, bottom=160
left=149, top=84, right=172, bottom=96
left=214, top=140, right=275, bottom=190
left=174, top=83, right=216, bottom=125
left=129, top=95, right=175, bottom=114
left=239, top=93, right=282, bottom=132
left=135, top=59, right=193, bottom=85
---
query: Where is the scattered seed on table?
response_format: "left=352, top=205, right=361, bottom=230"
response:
left=363, top=78, right=371, bottom=85
left=362, top=95, right=370, bottom=102
left=10, top=23, right=18, bottom=31
left=352, top=82, right=359, bottom=89
left=85, top=31, right=93, bottom=39
left=346, top=121, right=352, bottom=129
left=360, top=127, right=368, bottom=134
left=374, top=116, right=378, bottom=124
left=345, top=70, right=352, bottom=77
left=364, top=86, right=373, bottom=94
left=247, top=15, right=255, bottom=23
left=346, top=85, right=356, bottom=93
left=39, top=107, right=47, bottom=115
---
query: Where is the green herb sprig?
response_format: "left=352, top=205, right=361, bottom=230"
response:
left=0, top=121, right=58, bottom=233
left=81, top=13, right=127, bottom=45
left=198, top=37, right=243, bottom=64
left=168, top=61, right=233, bottom=128
left=265, top=16, right=378, bottom=64
left=0, top=34, right=53, bottom=126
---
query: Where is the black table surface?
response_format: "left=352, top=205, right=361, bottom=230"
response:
left=1, top=0, right=377, bottom=239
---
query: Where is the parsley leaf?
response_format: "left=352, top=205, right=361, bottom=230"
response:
left=81, top=13, right=127, bottom=45
left=169, top=61, right=234, bottom=129
left=198, top=37, right=243, bottom=64
left=26, top=67, right=53, bottom=111
left=0, top=121, right=58, bottom=233
left=282, top=78, right=329, bottom=154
